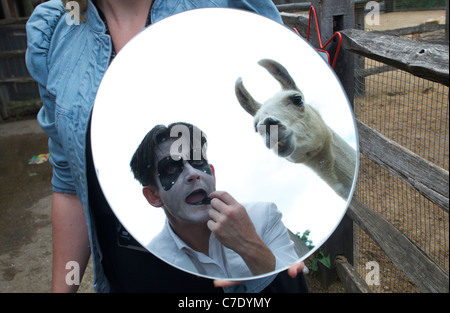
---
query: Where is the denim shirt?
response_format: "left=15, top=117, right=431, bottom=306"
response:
left=26, top=0, right=283, bottom=293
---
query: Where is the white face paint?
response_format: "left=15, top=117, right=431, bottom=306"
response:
left=154, top=138, right=216, bottom=225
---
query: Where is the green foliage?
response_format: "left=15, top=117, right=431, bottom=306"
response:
left=296, top=230, right=331, bottom=272
left=310, top=248, right=331, bottom=272
left=296, top=230, right=314, bottom=250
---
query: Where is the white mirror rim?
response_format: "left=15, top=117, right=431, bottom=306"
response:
left=91, top=8, right=359, bottom=281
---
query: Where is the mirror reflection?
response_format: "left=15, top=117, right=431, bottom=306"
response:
left=129, top=122, right=300, bottom=278
left=90, top=8, right=358, bottom=280
left=235, top=58, right=356, bottom=199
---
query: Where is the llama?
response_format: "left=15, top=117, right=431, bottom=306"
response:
left=235, top=59, right=356, bottom=199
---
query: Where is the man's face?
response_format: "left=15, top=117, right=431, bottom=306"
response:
left=153, top=137, right=215, bottom=224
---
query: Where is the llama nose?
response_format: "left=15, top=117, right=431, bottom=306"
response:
left=255, top=117, right=281, bottom=132
left=262, top=117, right=280, bottom=127
left=257, top=117, right=283, bottom=149
left=257, top=117, right=286, bottom=134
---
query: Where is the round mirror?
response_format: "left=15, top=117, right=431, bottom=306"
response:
left=91, top=8, right=359, bottom=281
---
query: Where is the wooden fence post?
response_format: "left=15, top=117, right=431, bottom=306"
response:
left=354, top=1, right=367, bottom=95
left=446, top=0, right=449, bottom=42
left=310, top=0, right=356, bottom=288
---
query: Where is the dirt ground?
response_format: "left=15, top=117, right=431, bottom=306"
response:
left=365, top=9, right=447, bottom=30
left=0, top=10, right=447, bottom=293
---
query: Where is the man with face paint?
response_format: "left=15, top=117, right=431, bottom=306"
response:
left=130, top=122, right=300, bottom=285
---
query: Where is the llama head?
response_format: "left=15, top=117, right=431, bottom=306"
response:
left=235, top=59, right=330, bottom=163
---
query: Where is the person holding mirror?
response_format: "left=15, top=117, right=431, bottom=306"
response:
left=26, top=0, right=305, bottom=292
left=130, top=122, right=300, bottom=280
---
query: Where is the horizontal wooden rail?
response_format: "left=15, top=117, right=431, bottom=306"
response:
left=389, top=23, right=447, bottom=36
left=0, top=49, right=26, bottom=59
left=276, top=0, right=370, bottom=13
left=335, top=256, right=372, bottom=293
left=280, top=12, right=309, bottom=37
left=340, top=28, right=449, bottom=86
left=276, top=3, right=311, bottom=12
left=0, top=17, right=28, bottom=26
left=357, top=64, right=394, bottom=77
left=0, top=77, right=35, bottom=85
left=356, top=120, right=449, bottom=212
left=348, top=197, right=449, bottom=293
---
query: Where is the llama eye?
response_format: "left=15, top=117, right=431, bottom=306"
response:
left=289, top=94, right=304, bottom=107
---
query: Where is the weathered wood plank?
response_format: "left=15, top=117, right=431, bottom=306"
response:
left=348, top=198, right=449, bottom=293
left=389, top=23, right=446, bottom=36
left=357, top=64, right=394, bottom=77
left=0, top=91, right=8, bottom=119
left=0, top=77, right=35, bottom=85
left=0, top=17, right=28, bottom=26
left=357, top=120, right=449, bottom=212
left=0, top=49, right=26, bottom=59
left=280, top=12, right=309, bottom=38
left=340, top=28, right=449, bottom=86
left=335, top=256, right=372, bottom=293
left=276, top=3, right=311, bottom=13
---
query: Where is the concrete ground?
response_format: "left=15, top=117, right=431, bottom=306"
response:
left=0, top=118, right=93, bottom=293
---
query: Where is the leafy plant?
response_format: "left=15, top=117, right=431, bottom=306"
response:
left=296, top=230, right=331, bottom=272
left=296, top=230, right=315, bottom=250
left=310, top=248, right=331, bottom=272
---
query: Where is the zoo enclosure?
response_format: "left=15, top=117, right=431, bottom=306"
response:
left=280, top=0, right=449, bottom=292
left=0, top=0, right=448, bottom=293
left=0, top=0, right=39, bottom=121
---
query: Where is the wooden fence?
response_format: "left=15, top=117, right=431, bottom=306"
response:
left=0, top=17, right=40, bottom=120
left=280, top=1, right=449, bottom=293
left=0, top=0, right=41, bottom=121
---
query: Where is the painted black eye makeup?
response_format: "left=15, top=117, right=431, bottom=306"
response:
left=157, top=155, right=212, bottom=191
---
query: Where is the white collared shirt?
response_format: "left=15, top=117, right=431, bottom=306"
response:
left=147, top=202, right=299, bottom=279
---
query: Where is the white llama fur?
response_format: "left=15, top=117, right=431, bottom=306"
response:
left=235, top=59, right=356, bottom=199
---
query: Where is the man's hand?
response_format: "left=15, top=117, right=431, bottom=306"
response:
left=207, top=191, right=275, bottom=275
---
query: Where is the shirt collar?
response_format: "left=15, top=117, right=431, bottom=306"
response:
left=164, top=219, right=193, bottom=252
left=164, top=219, right=223, bottom=263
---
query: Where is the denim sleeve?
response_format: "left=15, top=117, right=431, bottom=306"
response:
left=226, top=0, right=283, bottom=24
left=26, top=1, right=76, bottom=194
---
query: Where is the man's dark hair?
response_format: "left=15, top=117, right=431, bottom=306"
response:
left=130, top=122, right=207, bottom=187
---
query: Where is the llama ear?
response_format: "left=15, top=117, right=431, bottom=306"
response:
left=258, top=59, right=298, bottom=91
left=235, top=77, right=261, bottom=116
